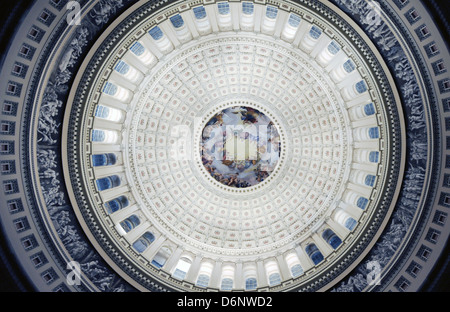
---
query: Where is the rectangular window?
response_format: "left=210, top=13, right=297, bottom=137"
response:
left=406, top=261, right=422, bottom=278
left=18, top=44, right=36, bottom=60
left=21, top=235, right=38, bottom=251
left=416, top=245, right=432, bottom=261
left=30, top=251, right=49, bottom=268
left=7, top=199, right=23, bottom=214
left=432, top=210, right=447, bottom=226
left=1, top=160, right=15, bottom=175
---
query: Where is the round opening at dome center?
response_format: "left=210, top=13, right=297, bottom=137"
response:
left=200, top=106, right=281, bottom=188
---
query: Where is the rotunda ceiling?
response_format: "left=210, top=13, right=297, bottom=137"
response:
left=0, top=0, right=448, bottom=294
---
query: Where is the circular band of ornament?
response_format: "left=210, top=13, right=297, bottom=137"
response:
left=63, top=0, right=405, bottom=292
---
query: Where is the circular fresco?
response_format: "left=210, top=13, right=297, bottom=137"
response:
left=200, top=106, right=281, bottom=189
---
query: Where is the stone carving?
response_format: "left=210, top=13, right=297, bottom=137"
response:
left=35, top=2, right=137, bottom=292
left=331, top=0, right=428, bottom=292
left=89, top=0, right=124, bottom=25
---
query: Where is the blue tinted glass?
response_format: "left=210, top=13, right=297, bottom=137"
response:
left=149, top=26, right=164, bottom=40
left=103, top=82, right=117, bottom=95
left=120, top=215, right=140, bottom=233
left=92, top=154, right=107, bottom=167
left=173, top=268, right=187, bottom=280
left=310, top=250, right=324, bottom=265
left=130, top=42, right=145, bottom=56
left=221, top=278, right=233, bottom=291
left=345, top=217, right=357, bottom=230
left=95, top=105, right=110, bottom=119
left=305, top=243, right=324, bottom=264
left=357, top=197, right=369, bottom=209
left=288, top=14, right=301, bottom=27
left=91, top=129, right=105, bottom=142
left=105, top=196, right=129, bottom=214
left=245, top=277, right=257, bottom=290
left=132, top=232, right=155, bottom=253
left=151, top=259, right=164, bottom=268
left=364, top=103, right=376, bottom=115
left=327, top=41, right=341, bottom=55
left=343, top=59, right=356, bottom=73
left=266, top=6, right=278, bottom=19
left=322, top=229, right=342, bottom=249
left=196, top=274, right=210, bottom=287
left=365, top=174, right=376, bottom=187
left=356, top=80, right=368, bottom=93
left=170, top=14, right=184, bottom=28
left=369, top=151, right=380, bottom=163
left=114, top=60, right=130, bottom=75
left=92, top=153, right=116, bottom=167
left=269, top=273, right=281, bottom=286
left=309, top=25, right=322, bottom=39
left=369, top=127, right=380, bottom=139
left=242, top=2, right=254, bottom=15
left=218, top=2, right=230, bottom=15
left=193, top=6, right=207, bottom=19
left=291, top=264, right=303, bottom=277
left=96, top=175, right=121, bottom=191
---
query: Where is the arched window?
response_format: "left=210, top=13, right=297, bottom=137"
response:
left=364, top=103, right=376, bottom=116
left=288, top=14, right=301, bottom=28
left=285, top=252, right=303, bottom=278
left=327, top=41, right=341, bottom=55
left=309, top=25, right=322, bottom=39
left=114, top=60, right=130, bottom=75
left=355, top=80, right=368, bottom=94
left=149, top=26, right=164, bottom=41
left=356, top=196, right=369, bottom=210
left=244, top=264, right=257, bottom=290
left=291, top=264, right=303, bottom=277
left=170, top=14, right=184, bottom=29
left=102, top=81, right=131, bottom=102
left=343, top=59, right=356, bottom=73
left=196, top=261, right=214, bottom=288
left=193, top=6, right=207, bottom=20
left=102, top=82, right=117, bottom=96
left=364, top=174, right=376, bottom=187
left=322, top=229, right=342, bottom=249
left=92, top=153, right=117, bottom=167
left=345, top=217, right=357, bottom=231
left=172, top=256, right=193, bottom=280
left=268, top=273, right=281, bottom=286
left=221, top=278, right=233, bottom=291
left=220, top=265, right=235, bottom=291
left=151, top=246, right=172, bottom=268
left=218, top=2, right=230, bottom=15
left=113, top=60, right=143, bottom=83
left=369, top=151, right=380, bottom=163
left=266, top=6, right=278, bottom=19
left=196, top=274, right=210, bottom=288
left=130, top=41, right=145, bottom=56
left=368, top=127, right=380, bottom=139
left=94, top=105, right=123, bottom=122
left=104, top=195, right=129, bottom=214
left=132, top=231, right=155, bottom=253
left=96, top=175, right=121, bottom=191
left=242, top=2, right=254, bottom=15
left=265, top=260, right=281, bottom=286
left=129, top=41, right=156, bottom=66
left=334, top=208, right=358, bottom=231
left=119, top=215, right=140, bottom=233
left=91, top=129, right=106, bottom=142
left=305, top=243, right=324, bottom=265
left=245, top=277, right=257, bottom=290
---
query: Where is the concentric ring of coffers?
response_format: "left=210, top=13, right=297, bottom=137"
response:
left=67, top=0, right=402, bottom=292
